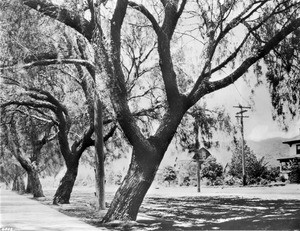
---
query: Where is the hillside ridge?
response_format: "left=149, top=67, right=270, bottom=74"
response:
left=246, top=137, right=290, bottom=166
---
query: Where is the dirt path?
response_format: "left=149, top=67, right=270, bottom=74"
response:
left=0, top=189, right=107, bottom=231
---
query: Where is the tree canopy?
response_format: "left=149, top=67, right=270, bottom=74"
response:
left=1, top=0, right=299, bottom=222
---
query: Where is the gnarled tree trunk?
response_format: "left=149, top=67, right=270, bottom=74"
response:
left=23, top=167, right=44, bottom=197
left=53, top=163, right=78, bottom=204
left=102, top=146, right=163, bottom=222
left=28, top=170, right=44, bottom=197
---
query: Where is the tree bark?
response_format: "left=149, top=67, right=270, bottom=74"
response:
left=17, top=161, right=44, bottom=197
left=53, top=164, right=78, bottom=204
left=25, top=173, right=33, bottom=193
left=102, top=98, right=186, bottom=222
left=28, top=170, right=44, bottom=197
left=12, top=174, right=25, bottom=194
left=102, top=146, right=162, bottom=222
left=94, top=94, right=106, bottom=210
left=20, top=166, right=44, bottom=197
left=11, top=149, right=45, bottom=197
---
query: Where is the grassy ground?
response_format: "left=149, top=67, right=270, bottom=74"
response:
left=38, top=184, right=300, bottom=230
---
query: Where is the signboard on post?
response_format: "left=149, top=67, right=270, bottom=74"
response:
left=191, top=147, right=211, bottom=192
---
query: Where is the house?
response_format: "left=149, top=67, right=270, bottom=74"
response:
left=277, top=135, right=300, bottom=180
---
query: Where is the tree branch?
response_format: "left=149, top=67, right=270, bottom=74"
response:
left=128, top=1, right=184, bottom=108
left=1, top=101, right=57, bottom=112
left=14, top=109, right=56, bottom=124
left=6, top=121, right=33, bottom=172
left=189, top=17, right=300, bottom=105
left=72, top=124, right=94, bottom=157
left=104, top=124, right=117, bottom=142
left=22, top=0, right=94, bottom=40
left=109, top=0, right=152, bottom=148
left=1, top=58, right=95, bottom=76
left=26, top=87, right=69, bottom=117
left=189, top=1, right=269, bottom=99
left=161, top=0, right=185, bottom=39
left=128, top=1, right=161, bottom=35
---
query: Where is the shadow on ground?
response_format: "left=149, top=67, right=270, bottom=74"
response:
left=41, top=189, right=300, bottom=230
left=134, top=196, right=300, bottom=230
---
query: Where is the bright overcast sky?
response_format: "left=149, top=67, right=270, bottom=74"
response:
left=206, top=75, right=300, bottom=141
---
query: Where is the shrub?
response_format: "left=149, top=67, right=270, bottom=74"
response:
left=289, top=164, right=300, bottom=183
left=228, top=142, right=268, bottom=185
left=214, top=176, right=224, bottom=186
left=162, top=165, right=177, bottom=186
left=224, top=176, right=242, bottom=186
left=279, top=175, right=286, bottom=182
left=262, top=167, right=280, bottom=182
left=260, top=179, right=269, bottom=185
left=177, top=161, right=198, bottom=186
left=201, top=156, right=223, bottom=185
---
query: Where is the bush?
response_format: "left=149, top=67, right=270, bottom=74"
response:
left=224, top=176, right=242, bottom=186
left=262, top=167, right=280, bottom=182
left=278, top=175, right=286, bottom=182
left=289, top=164, right=300, bottom=183
left=201, top=156, right=223, bottom=185
left=214, top=177, right=224, bottom=186
left=162, top=166, right=177, bottom=186
left=228, top=142, right=268, bottom=185
left=260, top=179, right=269, bottom=185
left=177, top=161, right=198, bottom=186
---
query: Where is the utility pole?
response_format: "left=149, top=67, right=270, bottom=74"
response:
left=234, top=104, right=250, bottom=186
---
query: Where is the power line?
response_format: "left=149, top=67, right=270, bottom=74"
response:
left=233, top=83, right=250, bottom=105
left=234, top=104, right=251, bottom=186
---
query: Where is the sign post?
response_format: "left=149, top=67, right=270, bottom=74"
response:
left=196, top=159, right=201, bottom=192
left=192, top=147, right=211, bottom=193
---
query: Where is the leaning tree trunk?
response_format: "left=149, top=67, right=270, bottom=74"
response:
left=25, top=170, right=44, bottom=197
left=102, top=147, right=162, bottom=222
left=53, top=163, right=78, bottom=204
left=28, top=170, right=44, bottom=197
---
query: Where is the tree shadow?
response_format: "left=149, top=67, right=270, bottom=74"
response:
left=42, top=188, right=300, bottom=230
left=133, top=196, right=300, bottom=230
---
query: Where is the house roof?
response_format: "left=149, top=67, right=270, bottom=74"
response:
left=282, top=135, right=300, bottom=146
left=277, top=156, right=300, bottom=161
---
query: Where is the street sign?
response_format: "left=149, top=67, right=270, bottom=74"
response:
left=191, top=147, right=211, bottom=192
left=192, top=147, right=211, bottom=161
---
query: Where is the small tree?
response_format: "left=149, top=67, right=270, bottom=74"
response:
left=229, top=143, right=267, bottom=184
left=162, top=165, right=177, bottom=186
left=201, top=156, right=223, bottom=185
left=177, top=161, right=198, bottom=186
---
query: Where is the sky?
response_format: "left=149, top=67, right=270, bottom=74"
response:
left=206, top=76, right=300, bottom=142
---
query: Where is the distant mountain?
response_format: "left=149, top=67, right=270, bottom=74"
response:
left=247, top=137, right=290, bottom=167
